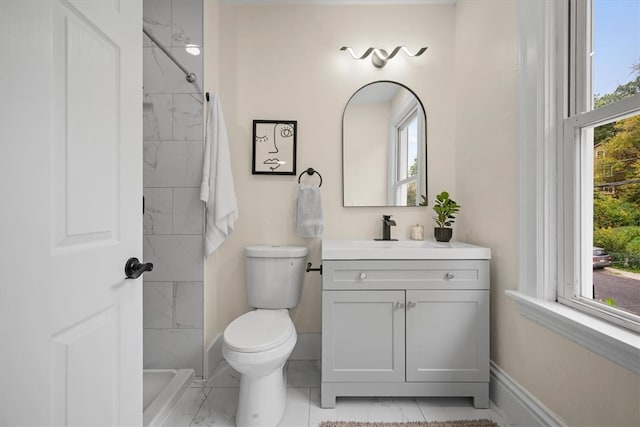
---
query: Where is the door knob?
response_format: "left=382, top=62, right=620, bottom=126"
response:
left=124, top=257, right=153, bottom=279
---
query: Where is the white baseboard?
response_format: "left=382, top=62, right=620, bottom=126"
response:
left=490, top=361, right=566, bottom=427
left=204, top=333, right=224, bottom=379
left=204, top=332, right=320, bottom=380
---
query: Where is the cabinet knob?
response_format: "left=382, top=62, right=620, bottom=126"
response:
left=359, top=272, right=367, bottom=280
left=407, top=301, right=417, bottom=308
left=395, top=301, right=405, bottom=308
left=445, top=272, right=455, bottom=280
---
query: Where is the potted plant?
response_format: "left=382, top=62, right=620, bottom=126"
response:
left=432, top=191, right=460, bottom=242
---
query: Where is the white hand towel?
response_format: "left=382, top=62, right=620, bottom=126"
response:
left=200, top=93, right=238, bottom=257
left=295, top=184, right=323, bottom=238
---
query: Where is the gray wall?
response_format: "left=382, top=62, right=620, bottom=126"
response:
left=142, top=0, right=205, bottom=377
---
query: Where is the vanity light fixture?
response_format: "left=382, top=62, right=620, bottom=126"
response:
left=340, top=46, right=428, bottom=68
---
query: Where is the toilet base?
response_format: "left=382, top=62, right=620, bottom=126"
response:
left=235, top=362, right=287, bottom=427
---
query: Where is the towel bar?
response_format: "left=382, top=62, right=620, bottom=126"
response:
left=298, top=167, right=322, bottom=187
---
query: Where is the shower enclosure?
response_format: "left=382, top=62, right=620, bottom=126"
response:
left=141, top=0, right=205, bottom=424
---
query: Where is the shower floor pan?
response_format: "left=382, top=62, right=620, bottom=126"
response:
left=143, top=369, right=194, bottom=427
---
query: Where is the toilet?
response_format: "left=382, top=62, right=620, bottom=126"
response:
left=222, top=245, right=308, bottom=427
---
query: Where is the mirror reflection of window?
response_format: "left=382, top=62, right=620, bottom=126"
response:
left=391, top=108, right=419, bottom=206
left=386, top=88, right=424, bottom=206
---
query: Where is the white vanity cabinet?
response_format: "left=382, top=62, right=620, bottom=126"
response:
left=321, top=244, right=491, bottom=409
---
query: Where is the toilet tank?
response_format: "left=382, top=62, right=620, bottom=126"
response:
left=245, top=245, right=308, bottom=309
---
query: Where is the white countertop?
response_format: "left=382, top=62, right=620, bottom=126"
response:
left=321, top=239, right=491, bottom=260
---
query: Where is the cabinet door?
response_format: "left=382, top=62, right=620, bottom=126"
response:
left=406, top=290, right=489, bottom=382
left=322, top=290, right=405, bottom=382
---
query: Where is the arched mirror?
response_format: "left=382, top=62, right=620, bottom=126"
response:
left=342, top=81, right=427, bottom=207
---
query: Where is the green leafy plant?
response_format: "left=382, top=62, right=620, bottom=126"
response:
left=419, top=195, right=428, bottom=206
left=433, top=191, right=461, bottom=228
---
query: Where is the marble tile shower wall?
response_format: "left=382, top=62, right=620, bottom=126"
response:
left=142, top=0, right=205, bottom=377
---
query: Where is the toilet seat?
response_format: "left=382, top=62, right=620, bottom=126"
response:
left=223, top=310, right=294, bottom=353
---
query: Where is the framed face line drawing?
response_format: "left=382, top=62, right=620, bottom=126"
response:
left=252, top=120, right=297, bottom=175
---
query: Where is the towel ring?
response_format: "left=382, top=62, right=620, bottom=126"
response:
left=298, top=167, right=322, bottom=187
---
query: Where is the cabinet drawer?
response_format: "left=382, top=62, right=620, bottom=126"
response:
left=323, top=260, right=489, bottom=291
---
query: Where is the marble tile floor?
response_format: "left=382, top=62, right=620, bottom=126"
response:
left=160, top=360, right=509, bottom=427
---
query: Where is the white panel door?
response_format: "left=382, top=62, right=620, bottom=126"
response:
left=0, top=0, right=143, bottom=425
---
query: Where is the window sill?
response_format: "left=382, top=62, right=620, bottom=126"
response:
left=506, top=290, right=639, bottom=374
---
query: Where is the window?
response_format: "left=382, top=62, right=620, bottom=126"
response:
left=393, top=111, right=419, bottom=206
left=560, top=0, right=640, bottom=329
left=387, top=97, right=424, bottom=206
left=594, top=148, right=605, bottom=159
left=513, top=0, right=639, bottom=372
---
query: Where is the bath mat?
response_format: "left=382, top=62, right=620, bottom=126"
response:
left=320, top=420, right=499, bottom=427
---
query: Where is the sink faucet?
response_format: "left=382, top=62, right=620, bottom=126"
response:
left=380, top=215, right=397, bottom=241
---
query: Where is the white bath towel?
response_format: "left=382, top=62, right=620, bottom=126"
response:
left=200, top=93, right=238, bottom=257
left=295, top=184, right=323, bottom=238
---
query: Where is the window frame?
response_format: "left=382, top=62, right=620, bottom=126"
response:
left=560, top=0, right=640, bottom=330
left=509, top=0, right=640, bottom=374
left=560, top=96, right=640, bottom=330
left=387, top=97, right=423, bottom=206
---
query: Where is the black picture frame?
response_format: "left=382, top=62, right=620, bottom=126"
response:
left=252, top=120, right=297, bottom=175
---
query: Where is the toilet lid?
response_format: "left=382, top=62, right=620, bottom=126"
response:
left=224, top=310, right=294, bottom=353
